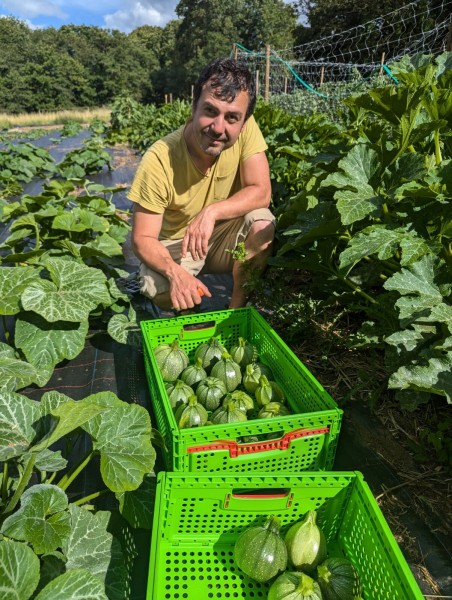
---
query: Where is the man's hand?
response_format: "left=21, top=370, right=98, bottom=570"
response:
left=181, top=207, right=216, bottom=260
left=168, top=267, right=211, bottom=311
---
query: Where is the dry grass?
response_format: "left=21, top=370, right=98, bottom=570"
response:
left=0, top=107, right=111, bottom=130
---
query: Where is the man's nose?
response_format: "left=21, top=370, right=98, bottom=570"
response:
left=210, top=115, right=225, bottom=134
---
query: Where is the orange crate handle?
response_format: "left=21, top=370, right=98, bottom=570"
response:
left=187, top=426, right=329, bottom=458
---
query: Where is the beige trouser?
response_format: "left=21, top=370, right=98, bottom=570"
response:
left=139, top=208, right=275, bottom=299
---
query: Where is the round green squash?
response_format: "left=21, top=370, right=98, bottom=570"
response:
left=317, top=557, right=363, bottom=600
left=174, top=395, right=208, bottom=429
left=284, top=510, right=327, bottom=573
left=180, top=357, right=207, bottom=389
left=242, top=362, right=273, bottom=394
left=255, top=375, right=286, bottom=407
left=233, top=515, right=288, bottom=583
left=211, top=400, right=248, bottom=424
left=268, top=571, right=323, bottom=600
left=154, top=338, right=189, bottom=382
left=210, top=351, right=242, bottom=392
left=195, top=376, right=227, bottom=411
left=224, top=390, right=254, bottom=414
left=165, top=379, right=194, bottom=411
left=194, top=336, right=226, bottom=372
left=229, top=337, right=258, bottom=369
left=257, top=401, right=290, bottom=419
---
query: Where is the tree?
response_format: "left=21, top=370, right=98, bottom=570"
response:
left=174, top=0, right=298, bottom=92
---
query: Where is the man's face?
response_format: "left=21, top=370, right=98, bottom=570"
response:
left=190, top=82, right=249, bottom=158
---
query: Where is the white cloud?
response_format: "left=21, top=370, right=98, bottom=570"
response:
left=104, top=0, right=178, bottom=32
left=0, top=0, right=66, bottom=19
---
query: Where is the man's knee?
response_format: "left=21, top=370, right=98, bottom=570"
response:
left=245, top=220, right=275, bottom=252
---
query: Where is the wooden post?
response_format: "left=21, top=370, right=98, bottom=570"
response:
left=256, top=69, right=260, bottom=97
left=164, top=94, right=168, bottom=104
left=264, top=44, right=270, bottom=102
left=284, top=77, right=288, bottom=94
left=191, top=85, right=194, bottom=100
left=379, top=52, right=385, bottom=75
left=320, top=66, right=325, bottom=86
left=169, top=93, right=173, bottom=103
left=233, top=44, right=238, bottom=60
left=446, top=23, right=452, bottom=51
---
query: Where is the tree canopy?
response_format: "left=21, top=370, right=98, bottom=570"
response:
left=0, top=0, right=435, bottom=112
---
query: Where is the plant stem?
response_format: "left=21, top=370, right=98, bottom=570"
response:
left=339, top=274, right=377, bottom=304
left=3, top=454, right=36, bottom=517
left=57, top=450, right=94, bottom=492
left=73, top=489, right=110, bottom=506
left=1, top=461, right=8, bottom=504
left=434, top=129, right=442, bottom=165
left=1, top=315, right=10, bottom=343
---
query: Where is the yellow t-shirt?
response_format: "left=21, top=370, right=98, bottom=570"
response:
left=127, top=115, right=268, bottom=240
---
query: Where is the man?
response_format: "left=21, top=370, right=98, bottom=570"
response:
left=129, top=57, right=275, bottom=312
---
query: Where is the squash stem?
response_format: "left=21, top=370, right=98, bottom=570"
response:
left=3, top=454, right=36, bottom=518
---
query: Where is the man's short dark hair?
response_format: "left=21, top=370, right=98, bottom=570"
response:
left=193, top=58, right=256, bottom=121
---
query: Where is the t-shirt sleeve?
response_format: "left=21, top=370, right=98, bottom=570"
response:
left=240, top=115, right=268, bottom=163
left=127, top=143, right=170, bottom=213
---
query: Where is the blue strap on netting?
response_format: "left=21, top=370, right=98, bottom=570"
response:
left=382, top=63, right=399, bottom=84
left=232, top=42, right=399, bottom=97
left=233, top=42, right=330, bottom=98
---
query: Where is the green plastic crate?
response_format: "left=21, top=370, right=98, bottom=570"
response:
left=146, top=471, right=424, bottom=600
left=141, top=307, right=342, bottom=472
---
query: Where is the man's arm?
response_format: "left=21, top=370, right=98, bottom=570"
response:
left=131, top=205, right=211, bottom=310
left=181, top=151, right=271, bottom=260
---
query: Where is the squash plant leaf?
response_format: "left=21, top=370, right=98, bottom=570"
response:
left=389, top=354, right=452, bottom=403
left=83, top=233, right=124, bottom=258
left=0, top=266, right=42, bottom=315
left=21, top=258, right=111, bottom=323
left=0, top=349, right=38, bottom=393
left=35, top=568, right=107, bottom=600
left=33, top=399, right=106, bottom=453
left=383, top=255, right=443, bottom=303
left=107, top=306, right=141, bottom=346
left=63, top=506, right=115, bottom=582
left=1, top=484, right=71, bottom=555
left=15, top=314, right=89, bottom=387
left=117, top=473, right=156, bottom=530
left=322, top=145, right=383, bottom=225
left=81, top=392, right=155, bottom=493
left=34, top=448, right=67, bottom=472
left=0, top=540, right=40, bottom=600
left=0, top=391, right=41, bottom=461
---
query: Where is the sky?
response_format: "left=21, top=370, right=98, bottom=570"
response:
left=0, top=0, right=299, bottom=34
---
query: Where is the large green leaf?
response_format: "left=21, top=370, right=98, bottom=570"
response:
left=0, top=347, right=37, bottom=393
left=84, top=233, right=123, bottom=257
left=0, top=391, right=41, bottom=461
left=81, top=392, right=155, bottom=492
left=15, top=313, right=89, bottom=386
left=389, top=353, right=452, bottom=403
left=63, top=506, right=113, bottom=581
left=321, top=145, right=383, bottom=225
left=52, top=209, right=109, bottom=234
left=0, top=266, right=42, bottom=315
left=0, top=540, right=40, bottom=600
left=1, top=484, right=71, bottom=555
left=339, top=226, right=432, bottom=272
left=35, top=569, right=107, bottom=600
left=117, top=474, right=156, bottom=530
left=33, top=399, right=106, bottom=452
left=383, top=255, right=443, bottom=303
left=107, top=306, right=141, bottom=346
left=21, top=258, right=111, bottom=323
